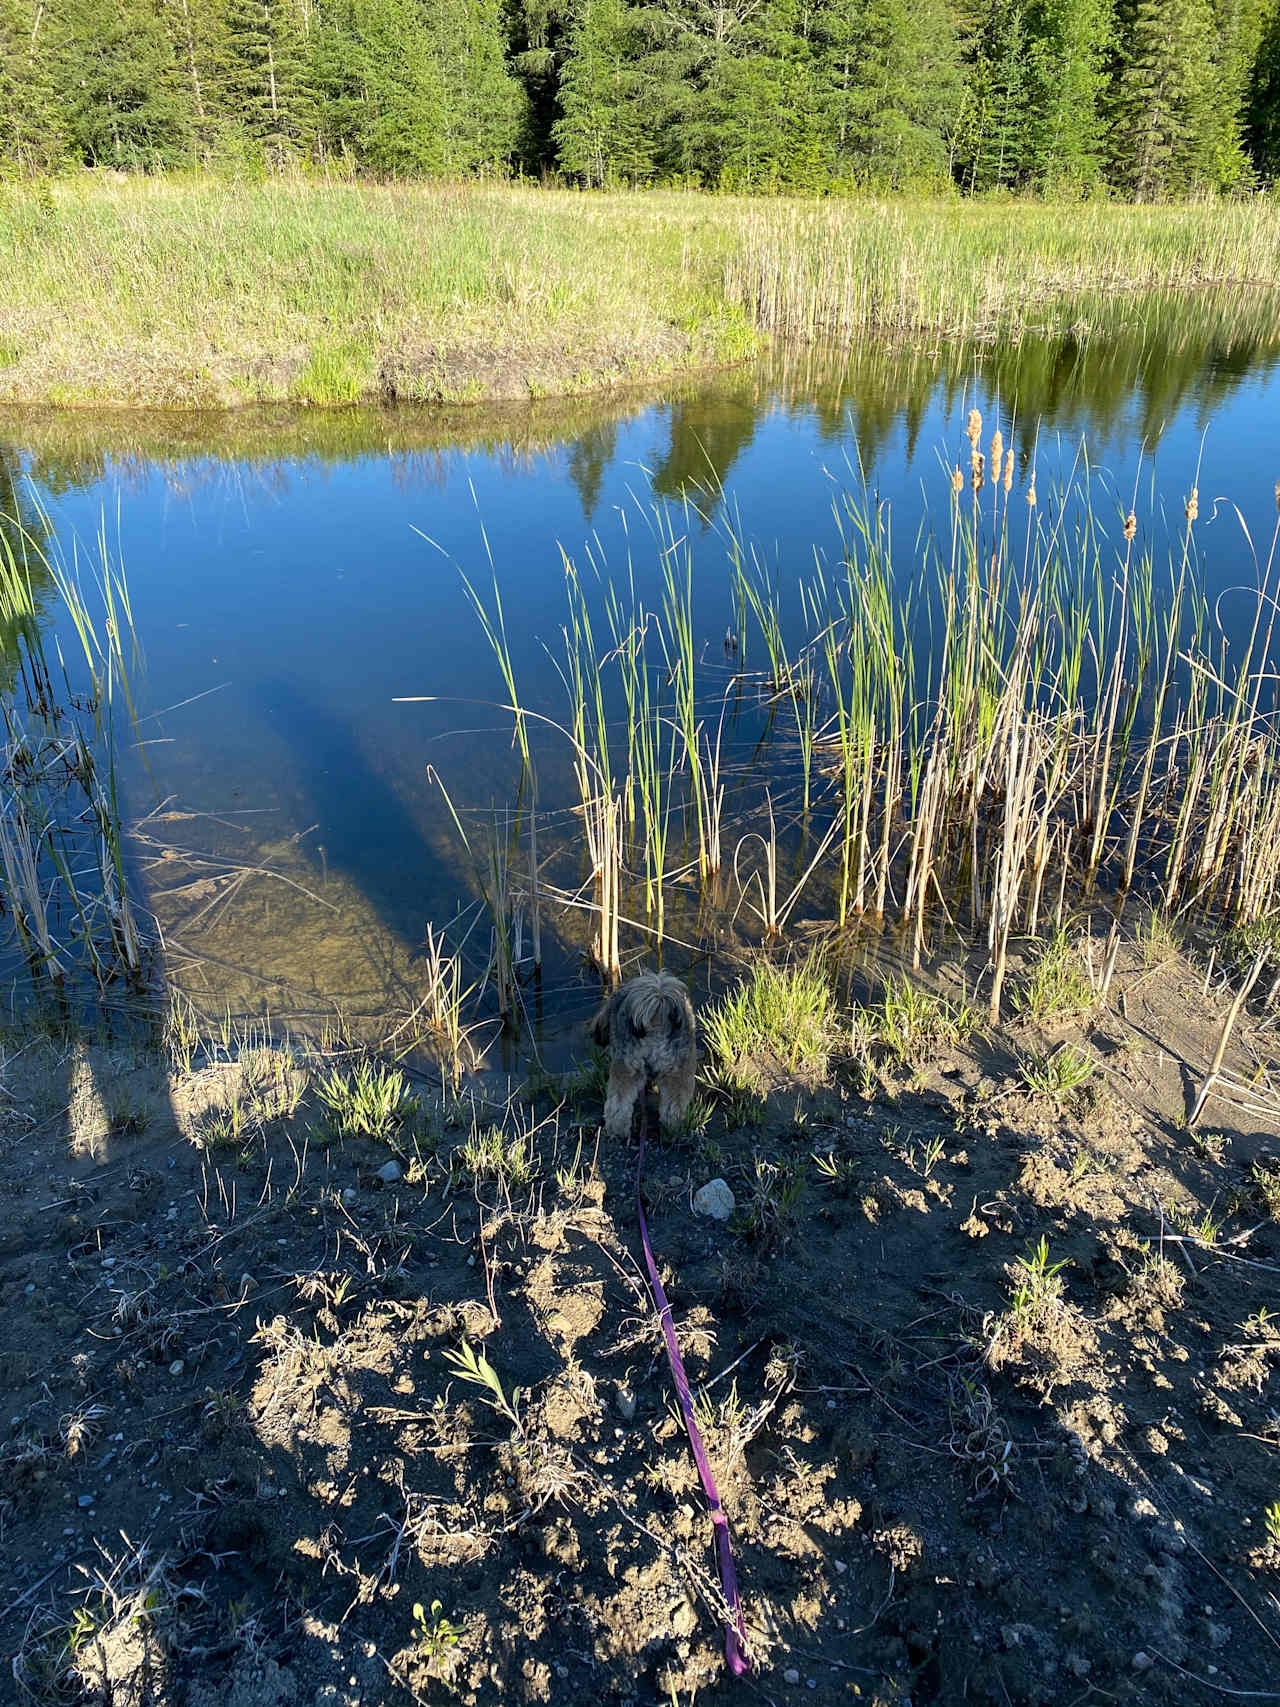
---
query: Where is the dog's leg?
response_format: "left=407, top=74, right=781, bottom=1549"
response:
left=658, top=1051, right=697, bottom=1130
left=603, top=1063, right=642, bottom=1140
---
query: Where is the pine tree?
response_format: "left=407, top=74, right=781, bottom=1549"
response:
left=0, top=0, right=66, bottom=173
left=222, top=0, right=317, bottom=165
left=50, top=0, right=193, bottom=167
left=1106, top=0, right=1219, bottom=196
left=553, top=0, right=654, bottom=183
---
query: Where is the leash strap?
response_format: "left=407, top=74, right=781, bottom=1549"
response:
left=635, top=1108, right=751, bottom=1676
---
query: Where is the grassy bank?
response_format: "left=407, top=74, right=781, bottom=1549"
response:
left=2, top=177, right=1280, bottom=407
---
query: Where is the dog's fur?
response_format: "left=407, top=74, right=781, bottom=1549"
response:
left=590, top=971, right=697, bottom=1140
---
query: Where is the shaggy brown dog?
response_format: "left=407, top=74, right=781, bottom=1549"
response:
left=590, top=971, right=697, bottom=1140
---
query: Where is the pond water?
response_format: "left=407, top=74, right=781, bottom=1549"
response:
left=5, top=300, right=1280, bottom=1057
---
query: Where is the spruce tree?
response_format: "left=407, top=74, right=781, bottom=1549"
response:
left=814, top=0, right=964, bottom=188
left=50, top=0, right=193, bottom=167
left=1106, top=0, right=1219, bottom=195
left=222, top=0, right=317, bottom=165
left=553, top=0, right=654, bottom=183
left=0, top=0, right=66, bottom=173
left=313, top=0, right=448, bottom=174
left=1247, top=0, right=1280, bottom=178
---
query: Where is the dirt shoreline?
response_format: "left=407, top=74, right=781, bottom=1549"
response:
left=2, top=933, right=1279, bottom=1706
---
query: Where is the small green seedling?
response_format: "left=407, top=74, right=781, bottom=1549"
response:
left=442, top=1340, right=524, bottom=1437
left=412, top=1598, right=463, bottom=1667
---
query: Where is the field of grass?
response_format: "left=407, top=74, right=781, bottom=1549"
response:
left=2, top=176, right=1280, bottom=407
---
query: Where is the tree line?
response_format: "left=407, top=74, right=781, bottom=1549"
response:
left=2, top=0, right=1280, bottom=196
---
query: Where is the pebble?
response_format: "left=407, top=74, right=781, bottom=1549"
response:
left=376, top=1159, right=403, bottom=1185
left=834, top=1559, right=847, bottom=1574
left=615, top=1386, right=637, bottom=1422
left=1132, top=1652, right=1153, bottom=1671
left=783, top=1668, right=801, bottom=1686
left=341, top=1187, right=358, bottom=1207
left=692, top=1178, right=735, bottom=1221
left=77, top=1493, right=95, bottom=1508
left=169, top=1359, right=185, bottom=1377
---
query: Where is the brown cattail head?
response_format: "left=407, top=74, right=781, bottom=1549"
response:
left=1002, top=448, right=1014, bottom=493
left=990, top=430, right=1004, bottom=485
left=971, top=454, right=985, bottom=493
left=1123, top=511, right=1137, bottom=541
left=1185, top=487, right=1199, bottom=523
left=951, top=465, right=964, bottom=496
left=967, top=408, right=982, bottom=449
left=1026, top=481, right=1037, bottom=508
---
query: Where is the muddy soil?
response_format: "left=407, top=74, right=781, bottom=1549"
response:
left=2, top=937, right=1279, bottom=1706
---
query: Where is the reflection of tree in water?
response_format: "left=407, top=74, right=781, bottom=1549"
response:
left=564, top=419, right=618, bottom=521
left=647, top=395, right=762, bottom=505
left=760, top=289, right=1280, bottom=475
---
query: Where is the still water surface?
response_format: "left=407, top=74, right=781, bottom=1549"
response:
left=5, top=313, right=1280, bottom=1042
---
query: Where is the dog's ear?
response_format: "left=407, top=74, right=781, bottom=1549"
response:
left=589, top=994, right=615, bottom=1048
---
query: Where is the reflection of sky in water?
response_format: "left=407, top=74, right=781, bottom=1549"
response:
left=6, top=328, right=1280, bottom=987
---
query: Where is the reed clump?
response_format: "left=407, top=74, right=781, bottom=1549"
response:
left=0, top=504, right=148, bottom=994
left=439, top=418, right=1280, bottom=1029
left=2, top=179, right=1280, bottom=407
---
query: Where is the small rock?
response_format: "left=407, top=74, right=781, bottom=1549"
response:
left=1207, top=1623, right=1230, bottom=1650
left=341, top=1187, right=358, bottom=1207
left=834, top=1559, right=847, bottom=1574
left=377, top=1159, right=403, bottom=1185
left=615, top=1386, right=637, bottom=1422
left=168, top=1359, right=185, bottom=1377
left=77, top=1493, right=95, bottom=1508
left=783, top=1668, right=801, bottom=1686
left=239, top=1273, right=257, bottom=1293
left=693, top=1178, right=735, bottom=1221
left=1132, top=1652, right=1153, bottom=1671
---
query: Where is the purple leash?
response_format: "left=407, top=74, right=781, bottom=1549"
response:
left=635, top=1106, right=751, bottom=1676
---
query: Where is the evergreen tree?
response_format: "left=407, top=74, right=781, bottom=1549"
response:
left=222, top=0, right=317, bottom=165
left=553, top=0, right=654, bottom=183
left=814, top=0, right=965, bottom=188
left=429, top=0, right=528, bottom=170
left=1106, top=0, right=1221, bottom=195
left=1247, top=0, right=1280, bottom=177
left=1023, top=0, right=1113, bottom=189
left=0, top=0, right=66, bottom=173
left=313, top=0, right=448, bottom=173
left=51, top=0, right=193, bottom=167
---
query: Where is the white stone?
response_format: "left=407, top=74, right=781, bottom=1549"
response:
left=377, top=1159, right=403, bottom=1184
left=783, top=1669, right=801, bottom=1686
left=693, top=1178, right=735, bottom=1221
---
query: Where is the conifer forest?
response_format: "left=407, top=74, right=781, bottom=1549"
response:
left=3, top=0, right=1280, bottom=197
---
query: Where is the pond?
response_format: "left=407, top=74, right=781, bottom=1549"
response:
left=4, top=299, right=1280, bottom=1063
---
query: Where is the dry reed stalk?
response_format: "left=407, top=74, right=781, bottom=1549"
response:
left=1189, top=947, right=1268, bottom=1128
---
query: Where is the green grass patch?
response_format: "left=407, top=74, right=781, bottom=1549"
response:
left=1013, top=933, right=1095, bottom=1025
left=704, top=955, right=835, bottom=1092
left=1, top=178, right=1279, bottom=407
